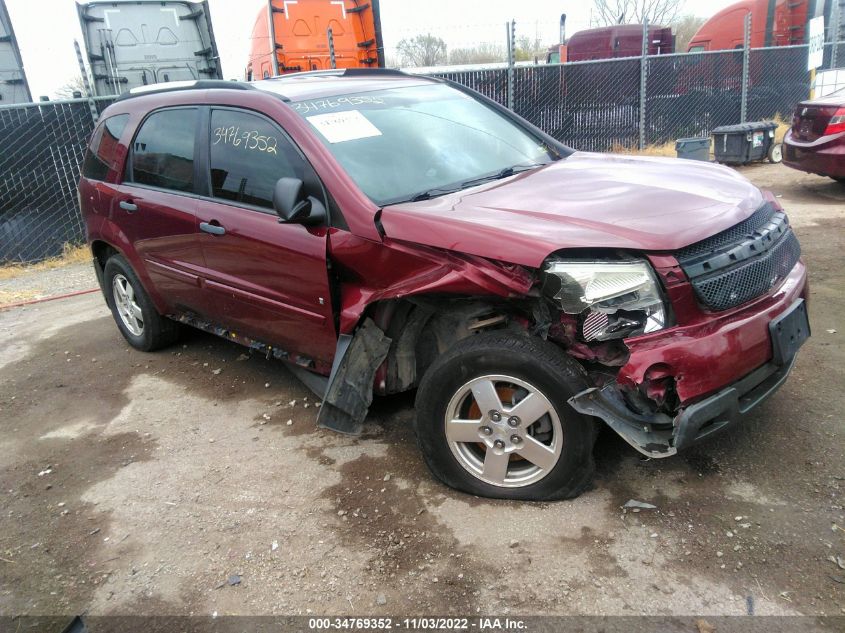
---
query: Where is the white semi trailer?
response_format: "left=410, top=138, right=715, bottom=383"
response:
left=77, top=0, right=222, bottom=96
left=0, top=0, right=31, bottom=104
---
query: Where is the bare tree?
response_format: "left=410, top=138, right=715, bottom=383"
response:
left=514, top=34, right=547, bottom=62
left=53, top=75, right=88, bottom=100
left=672, top=14, right=706, bottom=51
left=591, top=0, right=684, bottom=27
left=449, top=42, right=505, bottom=66
left=396, top=34, right=448, bottom=67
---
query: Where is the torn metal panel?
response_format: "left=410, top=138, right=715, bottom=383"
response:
left=547, top=312, right=630, bottom=367
left=328, top=231, right=534, bottom=335
left=317, top=318, right=391, bottom=435
left=569, top=384, right=676, bottom=458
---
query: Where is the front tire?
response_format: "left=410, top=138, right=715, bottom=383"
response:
left=414, top=332, right=597, bottom=500
left=103, top=254, right=179, bottom=352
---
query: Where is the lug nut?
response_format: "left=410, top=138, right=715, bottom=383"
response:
left=481, top=426, right=493, bottom=436
left=489, top=410, right=502, bottom=422
left=510, top=435, right=522, bottom=444
left=493, top=439, right=506, bottom=449
left=507, top=416, right=520, bottom=428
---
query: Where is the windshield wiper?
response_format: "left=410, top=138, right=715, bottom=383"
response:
left=459, top=163, right=544, bottom=189
left=409, top=186, right=462, bottom=202
left=405, top=163, right=545, bottom=203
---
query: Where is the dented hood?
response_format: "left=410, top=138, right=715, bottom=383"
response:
left=379, top=152, right=765, bottom=268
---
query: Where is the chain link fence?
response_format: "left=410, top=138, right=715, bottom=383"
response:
left=0, top=97, right=113, bottom=262
left=1, top=43, right=843, bottom=263
left=429, top=42, right=841, bottom=152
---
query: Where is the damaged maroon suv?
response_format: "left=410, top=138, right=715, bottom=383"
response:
left=79, top=70, right=809, bottom=500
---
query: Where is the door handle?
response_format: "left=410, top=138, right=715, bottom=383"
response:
left=119, top=200, right=138, bottom=213
left=200, top=221, right=226, bottom=236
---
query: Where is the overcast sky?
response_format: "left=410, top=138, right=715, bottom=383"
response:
left=6, top=0, right=738, bottom=99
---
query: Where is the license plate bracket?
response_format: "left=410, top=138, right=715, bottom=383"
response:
left=769, top=298, right=810, bottom=366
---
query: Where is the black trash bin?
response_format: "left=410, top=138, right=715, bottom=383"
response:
left=711, top=121, right=780, bottom=165
left=675, top=137, right=710, bottom=161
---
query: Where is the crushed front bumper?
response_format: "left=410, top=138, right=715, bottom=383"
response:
left=570, top=354, right=798, bottom=457
left=568, top=264, right=810, bottom=457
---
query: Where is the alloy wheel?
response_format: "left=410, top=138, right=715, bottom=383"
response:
left=444, top=374, right=563, bottom=488
left=112, top=274, right=144, bottom=336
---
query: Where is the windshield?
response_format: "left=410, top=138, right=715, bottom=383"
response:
left=293, top=83, right=557, bottom=205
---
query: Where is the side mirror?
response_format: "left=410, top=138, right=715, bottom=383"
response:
left=272, top=177, right=327, bottom=225
left=273, top=177, right=310, bottom=222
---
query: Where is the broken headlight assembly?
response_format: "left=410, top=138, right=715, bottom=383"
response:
left=542, top=258, right=672, bottom=341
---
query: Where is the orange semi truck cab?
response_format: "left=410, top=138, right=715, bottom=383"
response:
left=245, top=0, right=384, bottom=79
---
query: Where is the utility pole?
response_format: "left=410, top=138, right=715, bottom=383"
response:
left=740, top=12, right=751, bottom=123
left=638, top=19, right=648, bottom=150
left=268, top=0, right=280, bottom=76
left=831, top=0, right=840, bottom=70
left=327, top=27, right=336, bottom=69
left=506, top=20, right=516, bottom=110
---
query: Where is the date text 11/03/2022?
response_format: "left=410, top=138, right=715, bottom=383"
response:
left=307, top=617, right=527, bottom=630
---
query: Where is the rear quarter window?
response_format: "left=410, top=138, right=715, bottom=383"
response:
left=127, top=108, right=197, bottom=193
left=81, top=114, right=129, bottom=181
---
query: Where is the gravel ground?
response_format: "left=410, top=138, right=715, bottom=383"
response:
left=0, top=262, right=98, bottom=306
left=0, top=164, right=843, bottom=621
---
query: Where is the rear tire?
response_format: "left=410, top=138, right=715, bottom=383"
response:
left=414, top=331, right=597, bottom=501
left=103, top=254, right=179, bottom=352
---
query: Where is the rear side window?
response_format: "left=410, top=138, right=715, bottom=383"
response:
left=81, top=114, right=129, bottom=181
left=128, top=108, right=197, bottom=193
left=208, top=108, right=304, bottom=210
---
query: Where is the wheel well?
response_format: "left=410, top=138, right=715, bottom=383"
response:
left=91, top=241, right=117, bottom=269
left=370, top=296, right=527, bottom=396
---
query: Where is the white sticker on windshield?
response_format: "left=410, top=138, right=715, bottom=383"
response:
left=307, top=110, right=382, bottom=143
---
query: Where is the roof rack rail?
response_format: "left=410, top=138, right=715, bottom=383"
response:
left=115, top=79, right=254, bottom=102
left=341, top=68, right=408, bottom=77
left=268, top=68, right=409, bottom=80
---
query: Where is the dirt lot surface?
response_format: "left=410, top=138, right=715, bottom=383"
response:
left=0, top=164, right=843, bottom=619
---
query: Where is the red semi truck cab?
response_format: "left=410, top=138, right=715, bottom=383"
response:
left=547, top=24, right=673, bottom=63
left=245, top=0, right=384, bottom=79
left=687, top=0, right=822, bottom=51
left=566, top=24, right=674, bottom=61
